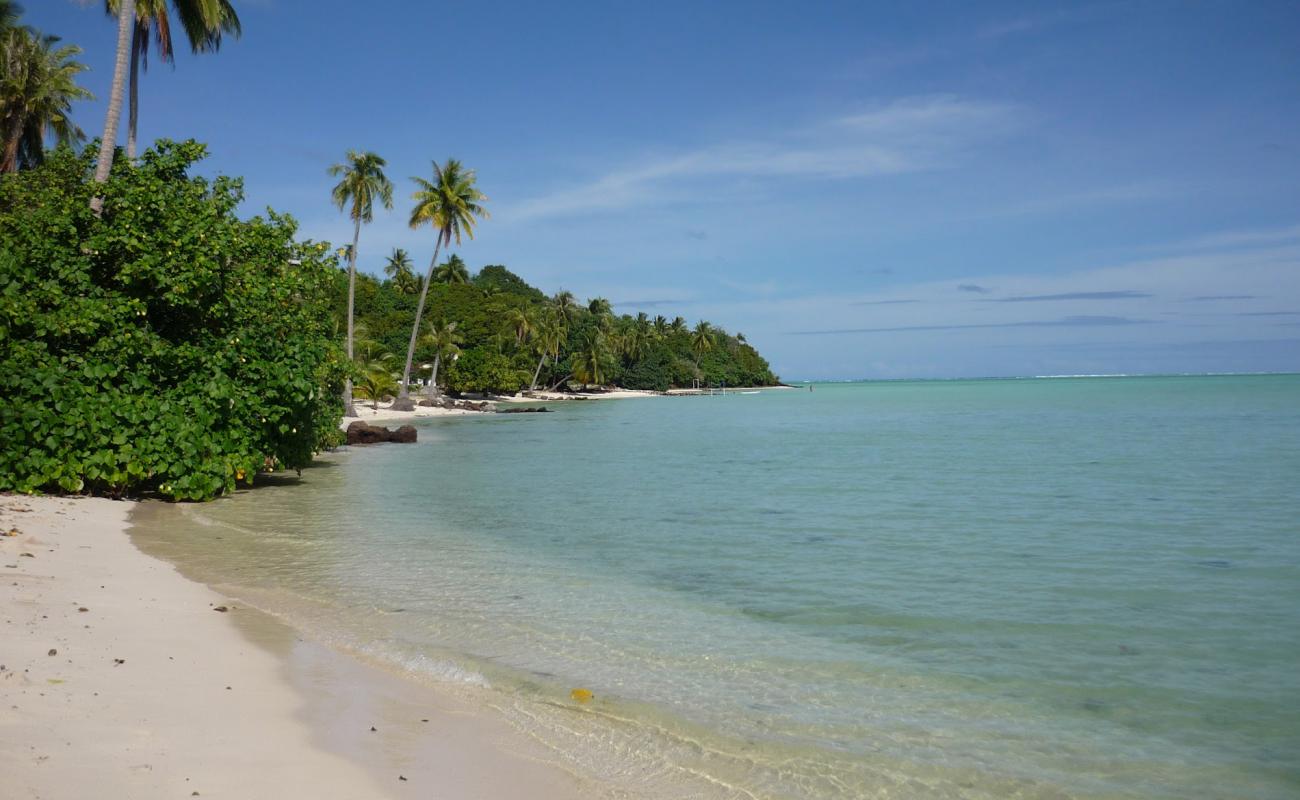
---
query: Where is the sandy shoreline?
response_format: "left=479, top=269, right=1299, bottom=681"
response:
left=344, top=385, right=791, bottom=427
left=0, top=495, right=595, bottom=799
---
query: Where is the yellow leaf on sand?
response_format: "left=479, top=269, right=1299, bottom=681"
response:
left=570, top=688, right=594, bottom=703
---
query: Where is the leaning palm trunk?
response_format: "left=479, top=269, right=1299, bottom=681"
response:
left=394, top=238, right=442, bottom=410
left=530, top=353, right=546, bottom=391
left=426, top=354, right=441, bottom=399
left=342, top=218, right=361, bottom=417
left=125, top=23, right=141, bottom=160
left=90, top=0, right=134, bottom=214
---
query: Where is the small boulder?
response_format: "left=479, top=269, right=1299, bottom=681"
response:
left=346, top=421, right=417, bottom=445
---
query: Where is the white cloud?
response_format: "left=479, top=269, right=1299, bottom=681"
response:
left=503, top=96, right=1023, bottom=222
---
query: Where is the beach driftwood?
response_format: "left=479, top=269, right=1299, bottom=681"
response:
left=345, top=421, right=418, bottom=445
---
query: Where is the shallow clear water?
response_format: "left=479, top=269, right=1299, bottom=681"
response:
left=134, top=376, right=1300, bottom=798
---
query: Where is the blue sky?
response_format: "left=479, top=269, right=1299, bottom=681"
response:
left=27, top=0, right=1300, bottom=379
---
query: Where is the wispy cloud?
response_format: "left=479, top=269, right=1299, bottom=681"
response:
left=788, top=316, right=1156, bottom=336
left=958, top=283, right=992, bottom=294
left=612, top=298, right=687, bottom=309
left=851, top=299, right=919, bottom=306
left=1151, top=224, right=1300, bottom=253
left=1190, top=294, right=1257, bottom=301
left=505, top=96, right=1022, bottom=221
left=988, top=290, right=1152, bottom=303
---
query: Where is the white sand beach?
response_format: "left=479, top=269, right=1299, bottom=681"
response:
left=0, top=495, right=596, bottom=800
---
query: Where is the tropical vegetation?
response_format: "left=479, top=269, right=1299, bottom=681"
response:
left=396, top=158, right=489, bottom=409
left=0, top=3, right=778, bottom=504
left=328, top=149, right=393, bottom=416
left=105, top=0, right=240, bottom=159
left=0, top=140, right=347, bottom=500
left=336, top=264, right=777, bottom=396
left=1, top=14, right=92, bottom=172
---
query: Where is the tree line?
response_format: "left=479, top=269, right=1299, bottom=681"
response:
left=340, top=259, right=778, bottom=400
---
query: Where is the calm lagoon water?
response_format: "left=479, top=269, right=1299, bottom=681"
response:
left=134, top=375, right=1300, bottom=798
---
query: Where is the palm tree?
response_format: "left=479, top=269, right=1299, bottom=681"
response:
left=622, top=323, right=652, bottom=362
left=396, top=158, right=488, bottom=410
left=418, top=319, right=461, bottom=398
left=670, top=316, right=687, bottom=335
left=529, top=310, right=565, bottom=391
left=328, top=150, right=394, bottom=417
left=432, top=253, right=470, bottom=285
left=653, top=314, right=668, bottom=335
left=691, top=320, right=715, bottom=364
left=384, top=247, right=418, bottom=294
left=503, top=306, right=533, bottom=347
left=353, top=354, right=398, bottom=410
left=105, top=0, right=240, bottom=160
left=571, top=331, right=614, bottom=389
left=587, top=296, right=612, bottom=317
left=552, top=290, right=579, bottom=327
left=90, top=0, right=134, bottom=213
left=1, top=29, right=92, bottom=173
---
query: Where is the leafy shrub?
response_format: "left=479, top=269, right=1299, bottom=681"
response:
left=443, top=348, right=530, bottom=395
left=0, top=140, right=346, bottom=500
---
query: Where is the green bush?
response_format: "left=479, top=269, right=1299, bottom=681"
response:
left=444, top=348, right=530, bottom=395
left=0, top=140, right=346, bottom=500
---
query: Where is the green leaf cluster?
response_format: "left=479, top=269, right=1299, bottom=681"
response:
left=0, top=140, right=346, bottom=500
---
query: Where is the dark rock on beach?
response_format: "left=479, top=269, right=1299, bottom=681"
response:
left=497, top=407, right=552, bottom=414
left=346, top=421, right=418, bottom=445
left=417, top=396, right=494, bottom=412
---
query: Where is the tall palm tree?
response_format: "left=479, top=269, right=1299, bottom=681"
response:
left=395, top=158, right=488, bottom=410
left=553, top=290, right=578, bottom=327
left=571, top=331, right=613, bottom=389
left=328, top=150, right=394, bottom=417
left=691, top=320, right=715, bottom=364
left=670, top=316, right=687, bottom=335
left=503, top=307, right=534, bottom=347
left=529, top=309, right=564, bottom=391
left=432, top=253, right=470, bottom=285
left=105, top=0, right=240, bottom=160
left=90, top=0, right=134, bottom=213
left=653, top=314, right=668, bottom=335
left=418, top=319, right=461, bottom=399
left=622, top=321, right=652, bottom=362
left=384, top=247, right=418, bottom=294
left=587, top=296, right=612, bottom=317
left=1, top=29, right=92, bottom=173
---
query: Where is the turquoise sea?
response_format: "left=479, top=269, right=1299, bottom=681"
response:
left=134, top=375, right=1300, bottom=798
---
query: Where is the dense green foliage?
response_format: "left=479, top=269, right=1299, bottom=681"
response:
left=0, top=140, right=347, bottom=499
left=341, top=264, right=779, bottom=395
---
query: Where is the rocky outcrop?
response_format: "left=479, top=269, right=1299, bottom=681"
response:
left=345, top=421, right=418, bottom=445
left=417, top=396, right=494, bottom=412
left=497, top=407, right=552, bottom=414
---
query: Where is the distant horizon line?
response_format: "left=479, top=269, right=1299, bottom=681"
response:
left=787, top=371, right=1300, bottom=384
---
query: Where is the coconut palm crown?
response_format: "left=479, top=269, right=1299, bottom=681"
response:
left=105, top=0, right=240, bottom=158
left=0, top=29, right=92, bottom=172
left=394, top=158, right=488, bottom=408
left=328, top=149, right=394, bottom=416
